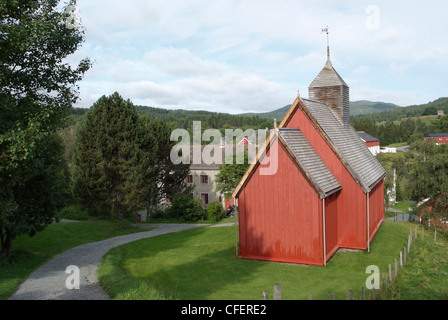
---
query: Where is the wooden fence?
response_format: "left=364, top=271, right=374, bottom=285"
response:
left=262, top=225, right=439, bottom=300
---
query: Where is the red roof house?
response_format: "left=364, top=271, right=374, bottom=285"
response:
left=358, top=131, right=381, bottom=156
left=424, top=133, right=448, bottom=144
left=233, top=48, right=387, bottom=266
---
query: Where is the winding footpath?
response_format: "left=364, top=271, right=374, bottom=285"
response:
left=8, top=223, right=207, bottom=300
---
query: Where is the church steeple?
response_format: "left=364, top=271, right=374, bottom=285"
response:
left=308, top=27, right=350, bottom=128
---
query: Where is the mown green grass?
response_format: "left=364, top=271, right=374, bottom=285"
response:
left=98, top=221, right=433, bottom=300
left=0, top=219, right=152, bottom=300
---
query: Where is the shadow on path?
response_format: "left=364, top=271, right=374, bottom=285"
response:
left=8, top=224, right=207, bottom=300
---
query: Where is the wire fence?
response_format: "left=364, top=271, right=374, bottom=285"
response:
left=262, top=224, right=442, bottom=300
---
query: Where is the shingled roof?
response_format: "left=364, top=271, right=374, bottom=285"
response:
left=299, top=98, right=387, bottom=192
left=279, top=128, right=342, bottom=198
left=358, top=131, right=379, bottom=143
left=309, top=59, right=348, bottom=88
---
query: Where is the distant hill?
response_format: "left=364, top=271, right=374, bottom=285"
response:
left=240, top=105, right=292, bottom=122
left=240, top=100, right=401, bottom=122
left=352, top=97, right=448, bottom=123
left=69, top=97, right=448, bottom=129
left=349, top=101, right=400, bottom=116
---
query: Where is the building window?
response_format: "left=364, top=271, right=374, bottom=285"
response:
left=200, top=175, right=209, bottom=184
left=186, top=174, right=193, bottom=184
left=201, top=193, right=209, bottom=205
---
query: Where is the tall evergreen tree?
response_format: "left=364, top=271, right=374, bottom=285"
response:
left=73, top=93, right=156, bottom=218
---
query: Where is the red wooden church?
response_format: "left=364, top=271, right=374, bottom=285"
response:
left=233, top=47, right=387, bottom=266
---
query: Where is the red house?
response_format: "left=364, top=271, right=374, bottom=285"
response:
left=358, top=131, right=380, bottom=156
left=424, top=133, right=448, bottom=144
left=233, top=49, right=387, bottom=266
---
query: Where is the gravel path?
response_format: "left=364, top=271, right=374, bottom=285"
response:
left=9, top=224, right=207, bottom=300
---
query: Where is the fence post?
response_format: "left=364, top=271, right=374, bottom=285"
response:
left=388, top=264, right=392, bottom=282
left=348, top=290, right=353, bottom=300
left=331, top=293, right=335, bottom=300
left=394, top=258, right=398, bottom=277
left=408, top=235, right=411, bottom=253
left=273, top=284, right=282, bottom=300
left=263, top=290, right=268, bottom=300
left=434, top=229, right=437, bottom=242
left=399, top=251, right=403, bottom=267
left=403, top=246, right=407, bottom=265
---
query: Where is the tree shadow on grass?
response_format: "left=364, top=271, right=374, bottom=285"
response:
left=99, top=226, right=269, bottom=300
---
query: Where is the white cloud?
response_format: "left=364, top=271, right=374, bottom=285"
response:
left=143, top=48, right=226, bottom=77
left=72, top=0, right=448, bottom=113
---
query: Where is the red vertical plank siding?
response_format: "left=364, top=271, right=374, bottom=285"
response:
left=238, top=140, right=325, bottom=265
left=285, top=108, right=368, bottom=250
left=324, top=192, right=339, bottom=259
left=368, top=180, right=385, bottom=243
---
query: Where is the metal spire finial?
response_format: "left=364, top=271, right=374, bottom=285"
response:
left=321, top=26, right=330, bottom=61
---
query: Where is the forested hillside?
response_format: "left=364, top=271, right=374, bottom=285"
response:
left=67, top=96, right=448, bottom=147
left=351, top=97, right=448, bottom=146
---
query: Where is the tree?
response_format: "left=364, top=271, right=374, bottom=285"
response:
left=418, top=193, right=448, bottom=233
left=0, top=0, right=91, bottom=259
left=405, top=140, right=448, bottom=201
left=216, top=151, right=250, bottom=200
left=72, top=92, right=155, bottom=219
left=140, top=117, right=190, bottom=219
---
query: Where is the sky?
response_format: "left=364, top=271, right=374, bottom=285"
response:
left=67, top=0, right=448, bottom=114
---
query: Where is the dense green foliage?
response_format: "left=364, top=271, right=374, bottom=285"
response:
left=206, top=201, right=226, bottom=222
left=167, top=193, right=205, bottom=222
left=141, top=117, right=190, bottom=218
left=404, top=140, right=448, bottom=202
left=135, top=105, right=274, bottom=132
left=216, top=151, right=250, bottom=200
left=0, top=0, right=90, bottom=258
left=72, top=92, right=155, bottom=218
left=352, top=98, right=448, bottom=146
left=418, top=193, right=448, bottom=233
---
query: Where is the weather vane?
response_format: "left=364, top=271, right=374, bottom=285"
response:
left=321, top=26, right=329, bottom=46
left=321, top=26, right=330, bottom=61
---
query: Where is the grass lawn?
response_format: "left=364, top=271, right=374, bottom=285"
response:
left=391, top=229, right=448, bottom=300
left=391, top=201, right=415, bottom=214
left=0, top=218, right=152, bottom=300
left=98, top=220, right=443, bottom=300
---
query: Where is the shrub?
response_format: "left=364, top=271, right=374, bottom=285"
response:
left=206, top=201, right=226, bottom=222
left=169, top=194, right=205, bottom=222
left=56, top=206, right=91, bottom=221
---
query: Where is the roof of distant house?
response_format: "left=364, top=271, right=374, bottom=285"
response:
left=357, top=131, right=380, bottom=143
left=424, top=133, right=448, bottom=137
